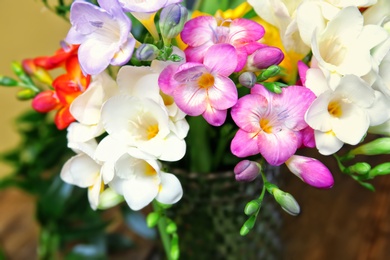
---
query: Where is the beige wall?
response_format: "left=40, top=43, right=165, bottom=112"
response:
left=0, top=0, right=70, bottom=176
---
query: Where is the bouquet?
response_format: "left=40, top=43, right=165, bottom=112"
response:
left=1, top=0, right=390, bottom=258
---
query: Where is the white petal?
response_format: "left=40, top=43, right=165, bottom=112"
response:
left=332, top=103, right=369, bottom=145
left=60, top=154, right=100, bottom=188
left=314, top=130, right=344, bottom=155
left=305, top=91, right=333, bottom=132
left=88, top=176, right=102, bottom=210
left=155, top=172, right=183, bottom=205
left=366, top=91, right=390, bottom=126
left=122, top=178, right=159, bottom=211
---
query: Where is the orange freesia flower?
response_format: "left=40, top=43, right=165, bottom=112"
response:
left=31, top=46, right=90, bottom=130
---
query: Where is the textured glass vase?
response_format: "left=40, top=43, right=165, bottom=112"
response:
left=169, top=165, right=282, bottom=260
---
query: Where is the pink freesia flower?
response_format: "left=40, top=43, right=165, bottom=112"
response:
left=230, top=84, right=316, bottom=166
left=159, top=44, right=238, bottom=126
left=180, top=16, right=265, bottom=71
left=285, top=155, right=334, bottom=189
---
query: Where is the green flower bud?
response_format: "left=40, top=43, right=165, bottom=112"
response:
left=97, top=188, right=124, bottom=210
left=261, top=82, right=287, bottom=94
left=146, top=212, right=160, bottom=228
left=347, top=162, right=371, bottom=175
left=272, top=189, right=300, bottom=216
left=166, top=221, right=177, bottom=234
left=17, top=89, right=36, bottom=100
left=136, top=44, right=159, bottom=61
left=368, top=162, right=390, bottom=177
left=257, top=65, right=281, bottom=81
left=351, top=138, right=390, bottom=156
left=170, top=234, right=180, bottom=260
left=0, top=75, right=20, bottom=87
left=159, top=4, right=188, bottom=44
left=240, top=215, right=256, bottom=236
left=244, top=200, right=261, bottom=216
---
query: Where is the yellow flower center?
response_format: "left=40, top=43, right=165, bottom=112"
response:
left=260, top=118, right=273, bottom=133
left=328, top=101, right=342, bottom=118
left=145, top=163, right=157, bottom=176
left=160, top=91, right=174, bottom=106
left=198, top=73, right=215, bottom=89
left=147, top=124, right=159, bottom=140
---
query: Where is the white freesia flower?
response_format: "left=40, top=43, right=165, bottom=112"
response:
left=69, top=71, right=119, bottom=142
left=60, top=140, right=103, bottom=210
left=117, top=62, right=189, bottom=139
left=311, top=6, right=389, bottom=86
left=101, top=95, right=186, bottom=161
left=327, top=0, right=377, bottom=8
left=305, top=70, right=390, bottom=154
left=247, top=0, right=309, bottom=54
left=109, top=152, right=183, bottom=210
left=363, top=0, right=389, bottom=26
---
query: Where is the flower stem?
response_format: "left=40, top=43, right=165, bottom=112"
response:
left=153, top=201, right=173, bottom=260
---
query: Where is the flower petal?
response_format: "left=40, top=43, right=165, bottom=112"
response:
left=230, top=129, right=259, bottom=157
left=156, top=172, right=183, bottom=205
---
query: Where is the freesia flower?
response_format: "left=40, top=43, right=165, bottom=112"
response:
left=180, top=15, right=265, bottom=71
left=230, top=84, right=316, bottom=166
left=305, top=70, right=390, bottom=155
left=285, top=155, right=334, bottom=189
left=65, top=0, right=135, bottom=75
left=109, top=152, right=183, bottom=210
left=60, top=140, right=103, bottom=210
left=311, top=6, right=388, bottom=86
left=32, top=55, right=90, bottom=130
left=68, top=71, right=119, bottom=142
left=118, top=0, right=182, bottom=13
left=100, top=95, right=186, bottom=161
left=159, top=44, right=238, bottom=126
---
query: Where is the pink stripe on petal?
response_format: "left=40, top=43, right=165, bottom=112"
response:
left=208, top=76, right=237, bottom=110
left=257, top=130, right=299, bottom=166
left=174, top=83, right=207, bottom=116
left=202, top=104, right=227, bottom=126
left=229, top=18, right=265, bottom=44
left=181, top=16, right=217, bottom=46
left=203, top=44, right=237, bottom=76
left=184, top=45, right=212, bottom=63
left=231, top=94, right=267, bottom=132
left=231, top=129, right=260, bottom=157
left=158, top=64, right=180, bottom=95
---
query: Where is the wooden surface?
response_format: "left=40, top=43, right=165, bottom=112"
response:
left=1, top=163, right=390, bottom=259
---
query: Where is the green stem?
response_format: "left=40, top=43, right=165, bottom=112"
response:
left=153, top=201, right=172, bottom=260
left=37, top=223, right=59, bottom=260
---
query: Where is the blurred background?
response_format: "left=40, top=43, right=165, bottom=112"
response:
left=0, top=1, right=390, bottom=259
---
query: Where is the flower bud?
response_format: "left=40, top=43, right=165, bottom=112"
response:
left=159, top=4, right=188, bottom=43
left=0, top=75, right=19, bottom=87
left=17, top=89, right=36, bottom=100
left=285, top=155, right=334, bottom=189
left=350, top=137, right=390, bottom=156
left=22, top=59, right=53, bottom=85
left=238, top=72, right=257, bottom=88
left=347, top=162, right=371, bottom=175
left=234, top=160, right=261, bottom=182
left=136, top=43, right=159, bottom=61
left=368, top=162, right=390, bottom=177
left=257, top=65, right=281, bottom=82
left=146, top=212, right=160, bottom=228
left=246, top=47, right=284, bottom=71
left=240, top=215, right=256, bottom=236
left=97, top=188, right=124, bottom=210
left=244, top=200, right=261, bottom=216
left=272, top=189, right=300, bottom=216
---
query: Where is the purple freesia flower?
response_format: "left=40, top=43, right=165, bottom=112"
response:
left=158, top=44, right=238, bottom=126
left=65, top=0, right=135, bottom=75
left=118, top=0, right=183, bottom=13
left=230, top=84, right=316, bottom=166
